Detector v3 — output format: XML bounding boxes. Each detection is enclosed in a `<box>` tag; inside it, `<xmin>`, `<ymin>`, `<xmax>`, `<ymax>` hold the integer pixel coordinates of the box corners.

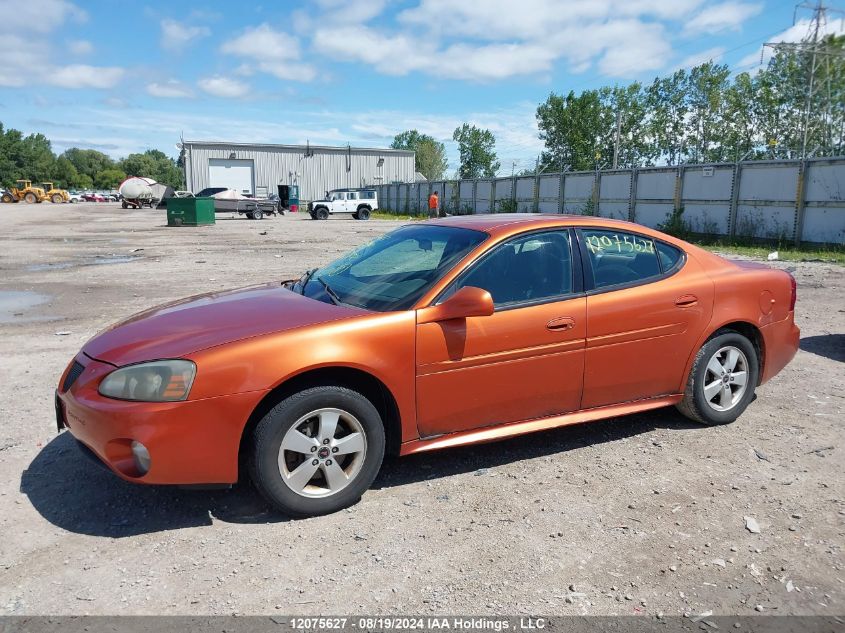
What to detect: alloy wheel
<box><xmin>703</xmin><ymin>345</ymin><xmax>749</xmax><ymax>412</ymax></box>
<box><xmin>278</xmin><ymin>408</ymin><xmax>367</xmax><ymax>498</ymax></box>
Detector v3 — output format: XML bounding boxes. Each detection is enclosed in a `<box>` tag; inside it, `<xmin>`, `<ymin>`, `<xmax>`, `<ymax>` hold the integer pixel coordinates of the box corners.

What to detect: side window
<box><xmin>582</xmin><ymin>229</ymin><xmax>661</xmax><ymax>289</ymax></box>
<box><xmin>332</xmin><ymin>192</ymin><xmax>345</xmax><ymax>201</ymax></box>
<box><xmin>656</xmin><ymin>241</ymin><xmax>683</xmax><ymax>272</ymax></box>
<box><xmin>362</xmin><ymin>191</ymin><xmax>376</xmax><ymax>199</ymax></box>
<box><xmin>348</xmin><ymin>192</ymin><xmax>359</xmax><ymax>200</ymax></box>
<box><xmin>446</xmin><ymin>230</ymin><xmax>573</xmax><ymax>307</ymax></box>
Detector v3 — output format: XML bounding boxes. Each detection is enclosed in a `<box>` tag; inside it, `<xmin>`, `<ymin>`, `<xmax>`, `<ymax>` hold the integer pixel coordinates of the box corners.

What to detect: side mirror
<box><xmin>417</xmin><ymin>286</ymin><xmax>494</xmax><ymax>324</ymax></box>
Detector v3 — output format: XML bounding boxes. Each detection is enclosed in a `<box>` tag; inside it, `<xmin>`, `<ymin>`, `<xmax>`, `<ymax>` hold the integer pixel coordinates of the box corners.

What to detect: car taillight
<box><xmin>788</xmin><ymin>272</ymin><xmax>797</xmax><ymax>311</ymax></box>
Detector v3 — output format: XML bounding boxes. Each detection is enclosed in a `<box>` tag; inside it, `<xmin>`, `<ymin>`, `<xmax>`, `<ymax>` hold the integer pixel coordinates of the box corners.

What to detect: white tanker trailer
<box><xmin>118</xmin><ymin>177</ymin><xmax>156</xmax><ymax>209</ymax></box>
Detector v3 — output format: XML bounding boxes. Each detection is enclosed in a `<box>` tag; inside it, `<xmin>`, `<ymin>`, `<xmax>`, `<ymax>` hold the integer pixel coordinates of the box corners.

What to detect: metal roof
<box><xmin>181</xmin><ymin>140</ymin><xmax>414</xmax><ymax>155</ymax></box>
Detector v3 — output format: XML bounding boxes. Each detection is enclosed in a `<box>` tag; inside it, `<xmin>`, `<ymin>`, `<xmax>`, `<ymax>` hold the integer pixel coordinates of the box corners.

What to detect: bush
<box><xmin>658</xmin><ymin>206</ymin><xmax>691</xmax><ymax>239</ymax></box>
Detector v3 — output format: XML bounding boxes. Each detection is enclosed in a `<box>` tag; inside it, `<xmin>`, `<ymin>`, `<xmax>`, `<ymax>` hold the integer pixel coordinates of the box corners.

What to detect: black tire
<box><xmin>316</xmin><ymin>207</ymin><xmax>329</xmax><ymax>220</ymax></box>
<box><xmin>122</xmin><ymin>200</ymin><xmax>128</xmax><ymax>209</ymax></box>
<box><xmin>253</xmin><ymin>208</ymin><xmax>263</xmax><ymax>220</ymax></box>
<box><xmin>249</xmin><ymin>386</ymin><xmax>386</xmax><ymax>517</ymax></box>
<box><xmin>676</xmin><ymin>329</ymin><xmax>759</xmax><ymax>425</ymax></box>
<box><xmin>1</xmin><ymin>193</ymin><xmax>13</xmax><ymax>203</ymax></box>
<box><xmin>51</xmin><ymin>194</ymin><xmax>63</xmax><ymax>203</ymax></box>
<box><xmin>245</xmin><ymin>212</ymin><xmax>254</xmax><ymax>219</ymax></box>
<box><xmin>357</xmin><ymin>207</ymin><xmax>371</xmax><ymax>220</ymax></box>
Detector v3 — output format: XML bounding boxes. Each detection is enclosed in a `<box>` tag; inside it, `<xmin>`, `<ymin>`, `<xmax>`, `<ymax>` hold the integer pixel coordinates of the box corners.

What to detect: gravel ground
<box><xmin>0</xmin><ymin>202</ymin><xmax>842</xmax><ymax>616</ymax></box>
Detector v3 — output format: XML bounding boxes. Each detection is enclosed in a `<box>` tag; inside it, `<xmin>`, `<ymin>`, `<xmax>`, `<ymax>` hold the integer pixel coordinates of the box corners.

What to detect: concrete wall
<box><xmin>183</xmin><ymin>141</ymin><xmax>415</xmax><ymax>201</ymax></box>
<box><xmin>375</xmin><ymin>157</ymin><xmax>845</xmax><ymax>245</ymax></box>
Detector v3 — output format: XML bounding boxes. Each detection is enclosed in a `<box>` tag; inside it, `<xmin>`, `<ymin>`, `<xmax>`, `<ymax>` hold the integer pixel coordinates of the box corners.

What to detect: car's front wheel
<box><xmin>676</xmin><ymin>329</ymin><xmax>759</xmax><ymax>425</ymax></box>
<box><xmin>249</xmin><ymin>386</ymin><xmax>385</xmax><ymax>517</ymax></box>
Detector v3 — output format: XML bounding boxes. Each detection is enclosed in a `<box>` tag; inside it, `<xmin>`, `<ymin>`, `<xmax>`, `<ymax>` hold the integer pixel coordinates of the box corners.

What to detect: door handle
<box><xmin>675</xmin><ymin>294</ymin><xmax>698</xmax><ymax>307</ymax></box>
<box><xmin>547</xmin><ymin>316</ymin><xmax>575</xmax><ymax>331</ymax></box>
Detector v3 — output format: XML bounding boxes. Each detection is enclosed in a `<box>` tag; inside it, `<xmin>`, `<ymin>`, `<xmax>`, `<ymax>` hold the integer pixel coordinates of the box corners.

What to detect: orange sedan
<box><xmin>56</xmin><ymin>215</ymin><xmax>799</xmax><ymax>517</ymax></box>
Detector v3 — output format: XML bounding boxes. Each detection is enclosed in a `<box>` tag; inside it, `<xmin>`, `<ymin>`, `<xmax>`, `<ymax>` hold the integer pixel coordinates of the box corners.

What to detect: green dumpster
<box><xmin>166</xmin><ymin>197</ymin><xmax>215</xmax><ymax>226</ymax></box>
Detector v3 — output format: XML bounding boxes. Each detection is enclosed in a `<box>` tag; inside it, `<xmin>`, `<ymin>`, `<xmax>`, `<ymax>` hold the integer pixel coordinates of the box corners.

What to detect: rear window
<box><xmin>656</xmin><ymin>242</ymin><xmax>683</xmax><ymax>272</ymax></box>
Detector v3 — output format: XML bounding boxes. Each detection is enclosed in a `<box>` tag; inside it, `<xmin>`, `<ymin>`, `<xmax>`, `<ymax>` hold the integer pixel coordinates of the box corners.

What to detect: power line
<box><xmin>763</xmin><ymin>0</ymin><xmax>845</xmax><ymax>157</ymax></box>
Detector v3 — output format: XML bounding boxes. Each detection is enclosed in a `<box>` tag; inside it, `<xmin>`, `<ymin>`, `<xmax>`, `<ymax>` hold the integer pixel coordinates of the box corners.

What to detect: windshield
<box><xmin>299</xmin><ymin>224</ymin><xmax>487</xmax><ymax>312</ymax></box>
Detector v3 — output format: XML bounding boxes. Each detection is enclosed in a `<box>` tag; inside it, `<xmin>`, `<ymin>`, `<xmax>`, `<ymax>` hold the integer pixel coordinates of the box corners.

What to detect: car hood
<box><xmin>83</xmin><ymin>283</ymin><xmax>367</xmax><ymax>367</ymax></box>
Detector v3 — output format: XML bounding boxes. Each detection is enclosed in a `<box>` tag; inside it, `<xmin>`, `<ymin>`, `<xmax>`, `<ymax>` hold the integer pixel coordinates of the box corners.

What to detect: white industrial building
<box><xmin>181</xmin><ymin>140</ymin><xmax>416</xmax><ymax>201</ymax></box>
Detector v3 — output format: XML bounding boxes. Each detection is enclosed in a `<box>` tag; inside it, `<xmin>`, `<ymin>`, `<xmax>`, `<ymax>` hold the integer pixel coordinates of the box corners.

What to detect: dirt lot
<box><xmin>0</xmin><ymin>202</ymin><xmax>842</xmax><ymax>617</ymax></box>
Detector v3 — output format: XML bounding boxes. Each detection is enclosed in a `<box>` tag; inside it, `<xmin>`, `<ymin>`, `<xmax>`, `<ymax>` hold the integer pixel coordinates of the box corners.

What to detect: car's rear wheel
<box><xmin>357</xmin><ymin>207</ymin><xmax>371</xmax><ymax>220</ymax></box>
<box><xmin>677</xmin><ymin>330</ymin><xmax>759</xmax><ymax>425</ymax></box>
<box><xmin>249</xmin><ymin>386</ymin><xmax>385</xmax><ymax>517</ymax></box>
<box><xmin>252</xmin><ymin>207</ymin><xmax>264</xmax><ymax>220</ymax></box>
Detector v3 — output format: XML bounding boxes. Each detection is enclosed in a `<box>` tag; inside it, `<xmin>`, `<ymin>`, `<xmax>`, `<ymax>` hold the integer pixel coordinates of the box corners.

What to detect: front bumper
<box><xmin>56</xmin><ymin>355</ymin><xmax>267</xmax><ymax>485</ymax></box>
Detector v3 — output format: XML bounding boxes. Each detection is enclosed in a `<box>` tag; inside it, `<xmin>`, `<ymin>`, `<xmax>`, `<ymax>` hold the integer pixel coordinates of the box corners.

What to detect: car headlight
<box><xmin>98</xmin><ymin>360</ymin><xmax>196</xmax><ymax>402</ymax></box>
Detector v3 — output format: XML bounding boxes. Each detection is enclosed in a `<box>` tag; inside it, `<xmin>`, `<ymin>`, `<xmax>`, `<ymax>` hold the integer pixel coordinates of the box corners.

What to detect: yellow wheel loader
<box><xmin>1</xmin><ymin>180</ymin><xmax>48</xmax><ymax>203</ymax></box>
<box><xmin>40</xmin><ymin>182</ymin><xmax>70</xmax><ymax>203</ymax></box>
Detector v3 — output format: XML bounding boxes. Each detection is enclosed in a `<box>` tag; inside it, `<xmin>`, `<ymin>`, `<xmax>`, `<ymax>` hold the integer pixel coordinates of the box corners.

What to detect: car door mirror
<box><xmin>417</xmin><ymin>286</ymin><xmax>494</xmax><ymax>324</ymax></box>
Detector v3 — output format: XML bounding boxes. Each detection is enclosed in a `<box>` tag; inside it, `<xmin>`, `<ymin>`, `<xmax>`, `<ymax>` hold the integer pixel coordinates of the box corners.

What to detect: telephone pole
<box><xmin>612</xmin><ymin>110</ymin><xmax>622</xmax><ymax>169</ymax></box>
<box><xmin>763</xmin><ymin>1</ymin><xmax>845</xmax><ymax>158</ymax></box>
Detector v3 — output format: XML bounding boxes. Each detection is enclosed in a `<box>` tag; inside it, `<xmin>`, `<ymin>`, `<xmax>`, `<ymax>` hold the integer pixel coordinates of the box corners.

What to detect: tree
<box><xmin>536</xmin><ymin>90</ymin><xmax>607</xmax><ymax>171</ymax></box>
<box><xmin>52</xmin><ymin>156</ymin><xmax>81</xmax><ymax>188</ymax></box>
<box><xmin>645</xmin><ymin>70</ymin><xmax>689</xmax><ymax>165</ymax></box>
<box><xmin>391</xmin><ymin>130</ymin><xmax>448</xmax><ymax>180</ymax></box>
<box><xmin>95</xmin><ymin>168</ymin><xmax>127</xmax><ymax>189</ymax></box>
<box><xmin>452</xmin><ymin>123</ymin><xmax>500</xmax><ymax>178</ymax></box>
<box><xmin>61</xmin><ymin>148</ymin><xmax>115</xmax><ymax>184</ymax></box>
<box><xmin>685</xmin><ymin>62</ymin><xmax>731</xmax><ymax>162</ymax></box>
<box><xmin>119</xmin><ymin>149</ymin><xmax>182</xmax><ymax>188</ymax></box>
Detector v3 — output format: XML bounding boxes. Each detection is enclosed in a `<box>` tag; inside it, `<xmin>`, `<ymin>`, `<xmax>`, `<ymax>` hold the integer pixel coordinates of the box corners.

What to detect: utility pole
<box><xmin>612</xmin><ymin>110</ymin><xmax>622</xmax><ymax>169</ymax></box>
<box><xmin>511</xmin><ymin>161</ymin><xmax>516</xmax><ymax>177</ymax></box>
<box><xmin>763</xmin><ymin>1</ymin><xmax>845</xmax><ymax>158</ymax></box>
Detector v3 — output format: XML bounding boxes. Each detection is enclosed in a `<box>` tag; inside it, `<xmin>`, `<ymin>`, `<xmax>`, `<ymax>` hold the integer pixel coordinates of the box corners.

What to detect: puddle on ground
<box><xmin>0</xmin><ymin>291</ymin><xmax>52</xmax><ymax>324</ymax></box>
<box><xmin>25</xmin><ymin>255</ymin><xmax>141</xmax><ymax>272</ymax></box>
<box><xmin>26</xmin><ymin>262</ymin><xmax>75</xmax><ymax>272</ymax></box>
<box><xmin>90</xmin><ymin>255</ymin><xmax>139</xmax><ymax>265</ymax></box>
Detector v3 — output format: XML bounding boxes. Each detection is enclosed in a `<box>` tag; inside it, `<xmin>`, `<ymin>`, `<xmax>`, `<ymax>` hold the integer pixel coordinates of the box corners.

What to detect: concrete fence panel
<box><xmin>374</xmin><ymin>158</ymin><xmax>844</xmax><ymax>244</ymax></box>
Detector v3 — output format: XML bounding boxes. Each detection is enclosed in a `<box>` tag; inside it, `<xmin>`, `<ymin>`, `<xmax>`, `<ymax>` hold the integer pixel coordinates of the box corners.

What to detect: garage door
<box><xmin>208</xmin><ymin>159</ymin><xmax>254</xmax><ymax>195</ymax></box>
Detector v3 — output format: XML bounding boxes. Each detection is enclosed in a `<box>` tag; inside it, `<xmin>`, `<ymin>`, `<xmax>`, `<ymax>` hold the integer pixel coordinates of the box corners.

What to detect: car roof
<box><xmin>426</xmin><ymin>213</ymin><xmax>651</xmax><ymax>236</ymax></box>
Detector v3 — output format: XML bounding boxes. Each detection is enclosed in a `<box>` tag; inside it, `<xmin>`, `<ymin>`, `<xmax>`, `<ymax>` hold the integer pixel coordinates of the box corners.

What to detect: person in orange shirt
<box><xmin>428</xmin><ymin>190</ymin><xmax>439</xmax><ymax>218</ymax></box>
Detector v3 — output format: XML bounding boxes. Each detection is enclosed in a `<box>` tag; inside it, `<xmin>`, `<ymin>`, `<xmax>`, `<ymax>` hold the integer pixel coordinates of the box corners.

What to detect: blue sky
<box><xmin>1</xmin><ymin>0</ymin><xmax>842</xmax><ymax>175</ymax></box>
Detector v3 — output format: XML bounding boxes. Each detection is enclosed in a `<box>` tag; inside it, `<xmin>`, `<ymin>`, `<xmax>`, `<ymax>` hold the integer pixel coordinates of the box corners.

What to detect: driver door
<box><xmin>415</xmin><ymin>229</ymin><xmax>586</xmax><ymax>437</ymax></box>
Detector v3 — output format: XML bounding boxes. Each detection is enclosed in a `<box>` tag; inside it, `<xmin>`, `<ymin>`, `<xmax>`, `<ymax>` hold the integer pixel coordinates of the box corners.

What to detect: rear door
<box><xmin>415</xmin><ymin>229</ymin><xmax>586</xmax><ymax>437</ymax></box>
<box><xmin>578</xmin><ymin>228</ymin><xmax>714</xmax><ymax>409</ymax></box>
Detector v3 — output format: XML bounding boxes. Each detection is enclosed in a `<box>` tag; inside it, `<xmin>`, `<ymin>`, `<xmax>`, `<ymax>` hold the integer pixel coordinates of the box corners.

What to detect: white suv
<box><xmin>309</xmin><ymin>189</ymin><xmax>378</xmax><ymax>220</ymax></box>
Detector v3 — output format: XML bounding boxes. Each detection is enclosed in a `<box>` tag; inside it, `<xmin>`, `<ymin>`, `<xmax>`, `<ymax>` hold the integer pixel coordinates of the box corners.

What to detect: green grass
<box><xmin>371</xmin><ymin>210</ymin><xmax>425</xmax><ymax>221</ymax></box>
<box><xmin>698</xmin><ymin>241</ymin><xmax>845</xmax><ymax>265</ymax></box>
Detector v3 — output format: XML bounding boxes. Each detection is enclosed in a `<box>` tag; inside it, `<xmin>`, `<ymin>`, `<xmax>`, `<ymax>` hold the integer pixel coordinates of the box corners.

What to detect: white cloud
<box><xmin>0</xmin><ymin>0</ymin><xmax>86</xmax><ymax>34</ymax></box>
<box><xmin>68</xmin><ymin>39</ymin><xmax>93</xmax><ymax>55</ymax></box>
<box><xmin>314</xmin><ymin>0</ymin><xmax>387</xmax><ymax>23</ymax></box>
<box><xmin>147</xmin><ymin>79</ymin><xmax>193</xmax><ymax>98</ymax></box>
<box><xmin>310</xmin><ymin>1</ymin><xmax>712</xmax><ymax>81</ymax></box>
<box><xmin>676</xmin><ymin>47</ymin><xmax>726</xmax><ymax>70</ymax></box>
<box><xmin>198</xmin><ymin>76</ymin><xmax>250</xmax><ymax>98</ymax></box>
<box><xmin>50</xmin><ymin>65</ymin><xmax>124</xmax><ymax>88</ymax></box>
<box><xmin>160</xmin><ymin>18</ymin><xmax>210</xmax><ymax>51</ymax></box>
<box><xmin>220</xmin><ymin>23</ymin><xmax>316</xmax><ymax>82</ymax></box>
<box><xmin>683</xmin><ymin>2</ymin><xmax>762</xmax><ymax>36</ymax></box>
<box><xmin>736</xmin><ymin>17</ymin><xmax>845</xmax><ymax>70</ymax></box>
<box><xmin>0</xmin><ymin>31</ymin><xmax>121</xmax><ymax>88</ymax></box>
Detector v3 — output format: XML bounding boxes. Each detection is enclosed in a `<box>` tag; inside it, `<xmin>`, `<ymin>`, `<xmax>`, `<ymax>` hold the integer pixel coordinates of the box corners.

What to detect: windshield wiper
<box><xmin>316</xmin><ymin>276</ymin><xmax>342</xmax><ymax>305</ymax></box>
<box><xmin>315</xmin><ymin>276</ymin><xmax>341</xmax><ymax>305</ymax></box>
<box><xmin>299</xmin><ymin>268</ymin><xmax>317</xmax><ymax>295</ymax></box>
